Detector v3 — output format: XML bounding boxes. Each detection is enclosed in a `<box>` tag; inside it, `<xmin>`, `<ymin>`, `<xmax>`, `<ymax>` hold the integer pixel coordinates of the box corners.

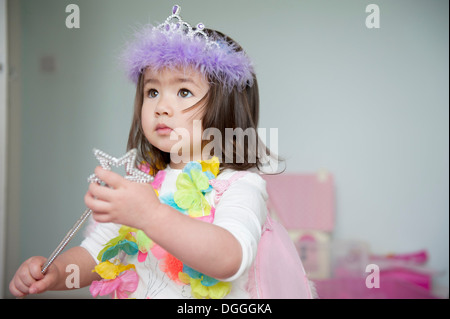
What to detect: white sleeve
<box><xmin>80</xmin><ymin>217</ymin><xmax>122</xmax><ymax>263</ymax></box>
<box><xmin>212</xmin><ymin>172</ymin><xmax>268</xmax><ymax>282</ymax></box>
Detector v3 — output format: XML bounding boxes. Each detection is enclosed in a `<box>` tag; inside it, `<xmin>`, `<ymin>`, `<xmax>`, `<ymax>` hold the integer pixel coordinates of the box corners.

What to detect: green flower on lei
<box><xmin>173</xmin><ymin>162</ymin><xmax>215</xmax><ymax>217</ymax></box>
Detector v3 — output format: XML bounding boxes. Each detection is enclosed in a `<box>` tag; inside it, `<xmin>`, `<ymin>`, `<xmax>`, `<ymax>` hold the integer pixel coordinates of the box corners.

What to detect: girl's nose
<box><xmin>154</xmin><ymin>95</ymin><xmax>173</xmax><ymax>117</ymax></box>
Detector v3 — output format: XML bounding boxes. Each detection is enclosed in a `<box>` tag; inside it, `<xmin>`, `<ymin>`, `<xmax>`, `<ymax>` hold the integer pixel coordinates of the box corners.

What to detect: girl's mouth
<box><xmin>155</xmin><ymin>124</ymin><xmax>173</xmax><ymax>135</ymax></box>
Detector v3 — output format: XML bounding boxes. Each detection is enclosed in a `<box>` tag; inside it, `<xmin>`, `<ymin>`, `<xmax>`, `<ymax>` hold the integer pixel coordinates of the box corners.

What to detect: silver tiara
<box><xmin>156</xmin><ymin>5</ymin><xmax>219</xmax><ymax>48</ymax></box>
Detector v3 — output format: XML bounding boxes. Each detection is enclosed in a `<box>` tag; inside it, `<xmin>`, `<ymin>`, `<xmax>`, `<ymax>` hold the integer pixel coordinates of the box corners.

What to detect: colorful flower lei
<box><xmin>89</xmin><ymin>157</ymin><xmax>232</xmax><ymax>299</ymax></box>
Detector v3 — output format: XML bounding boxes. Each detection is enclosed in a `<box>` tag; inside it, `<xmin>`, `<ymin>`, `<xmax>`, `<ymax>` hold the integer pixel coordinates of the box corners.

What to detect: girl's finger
<box><xmin>29</xmin><ymin>269</ymin><xmax>58</xmax><ymax>294</ymax></box>
<box><xmin>94</xmin><ymin>166</ymin><xmax>126</xmax><ymax>189</ymax></box>
<box><xmin>84</xmin><ymin>191</ymin><xmax>111</xmax><ymax>213</ymax></box>
<box><xmin>29</xmin><ymin>259</ymin><xmax>45</xmax><ymax>281</ymax></box>
<box><xmin>10</xmin><ymin>278</ymin><xmax>29</xmax><ymax>296</ymax></box>
<box><xmin>9</xmin><ymin>280</ymin><xmax>26</xmax><ymax>297</ymax></box>
<box><xmin>92</xmin><ymin>212</ymin><xmax>113</xmax><ymax>223</ymax></box>
<box><xmin>88</xmin><ymin>182</ymin><xmax>114</xmax><ymax>201</ymax></box>
<box><xmin>18</xmin><ymin>266</ymin><xmax>35</xmax><ymax>287</ymax></box>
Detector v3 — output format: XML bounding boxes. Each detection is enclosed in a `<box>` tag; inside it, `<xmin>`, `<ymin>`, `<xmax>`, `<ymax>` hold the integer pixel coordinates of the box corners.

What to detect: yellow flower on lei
<box><xmin>179</xmin><ymin>272</ymin><xmax>231</xmax><ymax>299</ymax></box>
<box><xmin>93</xmin><ymin>261</ymin><xmax>135</xmax><ymax>280</ymax></box>
<box><xmin>199</xmin><ymin>156</ymin><xmax>220</xmax><ymax>177</ymax></box>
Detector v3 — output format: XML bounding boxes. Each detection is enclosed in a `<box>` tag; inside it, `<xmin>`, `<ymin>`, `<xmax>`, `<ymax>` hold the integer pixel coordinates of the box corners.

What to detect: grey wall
<box><xmin>5</xmin><ymin>0</ymin><xmax>449</xmax><ymax>297</ymax></box>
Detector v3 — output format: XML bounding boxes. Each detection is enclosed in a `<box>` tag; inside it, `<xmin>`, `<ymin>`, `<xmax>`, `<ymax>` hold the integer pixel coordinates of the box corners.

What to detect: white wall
<box><xmin>4</xmin><ymin>0</ymin><xmax>449</xmax><ymax>297</ymax></box>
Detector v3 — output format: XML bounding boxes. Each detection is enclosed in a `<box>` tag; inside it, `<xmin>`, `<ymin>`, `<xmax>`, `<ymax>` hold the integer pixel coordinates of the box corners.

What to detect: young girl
<box><xmin>10</xmin><ymin>5</ymin><xmax>310</xmax><ymax>299</ymax></box>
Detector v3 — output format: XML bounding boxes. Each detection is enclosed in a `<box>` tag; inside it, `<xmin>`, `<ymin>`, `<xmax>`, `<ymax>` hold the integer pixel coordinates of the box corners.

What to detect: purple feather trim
<box><xmin>121</xmin><ymin>25</ymin><xmax>254</xmax><ymax>91</ymax></box>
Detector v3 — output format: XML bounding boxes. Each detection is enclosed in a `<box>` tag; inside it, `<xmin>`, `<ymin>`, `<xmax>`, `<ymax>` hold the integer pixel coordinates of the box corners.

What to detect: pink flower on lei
<box><xmin>90</xmin><ymin>270</ymin><xmax>138</xmax><ymax>299</ymax></box>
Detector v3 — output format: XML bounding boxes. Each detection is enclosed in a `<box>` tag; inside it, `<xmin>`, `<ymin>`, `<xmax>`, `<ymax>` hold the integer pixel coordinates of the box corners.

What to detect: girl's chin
<box><xmin>147</xmin><ymin>137</ymin><xmax>203</xmax><ymax>163</ymax></box>
<box><xmin>154</xmin><ymin>145</ymin><xmax>174</xmax><ymax>154</ymax></box>
<box><xmin>150</xmin><ymin>143</ymin><xmax>193</xmax><ymax>158</ymax></box>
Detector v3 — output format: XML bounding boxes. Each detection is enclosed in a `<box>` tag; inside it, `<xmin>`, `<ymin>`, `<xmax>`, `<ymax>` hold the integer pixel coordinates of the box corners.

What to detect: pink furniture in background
<box><xmin>262</xmin><ymin>173</ymin><xmax>440</xmax><ymax>299</ymax></box>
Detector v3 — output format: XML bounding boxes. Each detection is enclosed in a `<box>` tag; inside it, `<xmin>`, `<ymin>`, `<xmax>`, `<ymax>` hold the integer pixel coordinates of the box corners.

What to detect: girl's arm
<box><xmin>141</xmin><ymin>204</ymin><xmax>242</xmax><ymax>280</ymax></box>
<box><xmin>9</xmin><ymin>246</ymin><xmax>100</xmax><ymax>297</ymax></box>
<box><xmin>48</xmin><ymin>246</ymin><xmax>101</xmax><ymax>290</ymax></box>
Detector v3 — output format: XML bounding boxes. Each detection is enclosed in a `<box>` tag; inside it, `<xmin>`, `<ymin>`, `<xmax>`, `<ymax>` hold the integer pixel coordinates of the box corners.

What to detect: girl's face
<box><xmin>141</xmin><ymin>67</ymin><xmax>210</xmax><ymax>168</ymax></box>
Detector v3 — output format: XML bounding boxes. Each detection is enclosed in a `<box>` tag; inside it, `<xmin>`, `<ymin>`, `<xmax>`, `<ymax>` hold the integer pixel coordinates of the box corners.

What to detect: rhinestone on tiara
<box><xmin>156</xmin><ymin>5</ymin><xmax>219</xmax><ymax>48</ymax></box>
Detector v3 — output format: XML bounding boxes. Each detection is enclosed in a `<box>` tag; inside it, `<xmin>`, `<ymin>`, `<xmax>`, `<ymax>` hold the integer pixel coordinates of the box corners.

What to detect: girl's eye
<box><xmin>147</xmin><ymin>89</ymin><xmax>159</xmax><ymax>98</ymax></box>
<box><xmin>178</xmin><ymin>89</ymin><xmax>193</xmax><ymax>98</ymax></box>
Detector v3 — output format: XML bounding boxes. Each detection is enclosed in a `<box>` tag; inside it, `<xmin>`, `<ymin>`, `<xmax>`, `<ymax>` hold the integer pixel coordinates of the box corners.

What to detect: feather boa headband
<box><xmin>122</xmin><ymin>5</ymin><xmax>254</xmax><ymax>91</ymax></box>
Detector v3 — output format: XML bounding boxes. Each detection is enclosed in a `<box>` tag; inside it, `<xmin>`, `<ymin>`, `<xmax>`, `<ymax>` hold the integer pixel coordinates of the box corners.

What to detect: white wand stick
<box><xmin>41</xmin><ymin>209</ymin><xmax>92</xmax><ymax>274</ymax></box>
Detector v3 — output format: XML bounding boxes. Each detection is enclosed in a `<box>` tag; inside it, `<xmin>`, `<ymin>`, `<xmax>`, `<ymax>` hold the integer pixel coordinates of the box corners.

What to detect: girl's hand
<box><xmin>84</xmin><ymin>167</ymin><xmax>160</xmax><ymax>229</ymax></box>
<box><xmin>9</xmin><ymin>256</ymin><xmax>60</xmax><ymax>297</ymax></box>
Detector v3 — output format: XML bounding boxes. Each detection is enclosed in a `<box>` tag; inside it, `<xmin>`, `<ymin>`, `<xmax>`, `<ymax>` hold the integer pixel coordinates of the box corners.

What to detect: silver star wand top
<box><xmin>41</xmin><ymin>148</ymin><xmax>153</xmax><ymax>274</ymax></box>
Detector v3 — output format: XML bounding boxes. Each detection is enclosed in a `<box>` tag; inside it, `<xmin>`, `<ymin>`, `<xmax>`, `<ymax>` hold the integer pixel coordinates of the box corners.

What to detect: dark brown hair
<box><xmin>127</xmin><ymin>30</ymin><xmax>282</xmax><ymax>175</ymax></box>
